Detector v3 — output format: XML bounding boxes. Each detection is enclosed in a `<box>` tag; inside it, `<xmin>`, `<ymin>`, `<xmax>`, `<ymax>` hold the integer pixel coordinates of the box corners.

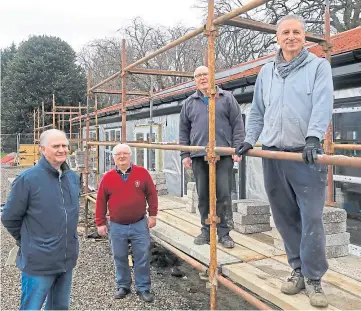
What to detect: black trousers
<box><xmin>191</xmin><ymin>156</ymin><xmax>234</xmax><ymax>238</ymax></box>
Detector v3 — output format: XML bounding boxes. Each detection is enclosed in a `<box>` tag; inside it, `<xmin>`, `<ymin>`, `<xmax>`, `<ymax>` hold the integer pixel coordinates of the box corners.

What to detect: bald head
<box><xmin>194</xmin><ymin>66</ymin><xmax>209</xmax><ymax>78</ymax></box>
<box><xmin>194</xmin><ymin>66</ymin><xmax>209</xmax><ymax>94</ymax></box>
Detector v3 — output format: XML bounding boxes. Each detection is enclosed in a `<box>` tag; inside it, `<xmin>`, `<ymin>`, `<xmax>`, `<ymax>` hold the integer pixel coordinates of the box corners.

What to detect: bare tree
<box><xmin>194</xmin><ymin>0</ymin><xmax>361</xmax><ymax>68</ymax></box>
<box><xmin>78</xmin><ymin>17</ymin><xmax>207</xmax><ymax>108</ymax></box>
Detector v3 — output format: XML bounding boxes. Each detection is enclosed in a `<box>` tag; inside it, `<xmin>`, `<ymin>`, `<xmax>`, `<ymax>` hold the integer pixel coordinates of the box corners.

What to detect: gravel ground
<box><xmin>1</xmin><ymin>223</ymin><xmax>255</xmax><ymax>310</ymax></box>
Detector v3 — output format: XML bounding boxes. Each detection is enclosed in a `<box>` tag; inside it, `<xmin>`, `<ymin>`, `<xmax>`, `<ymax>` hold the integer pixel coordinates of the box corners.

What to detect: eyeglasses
<box><xmin>194</xmin><ymin>73</ymin><xmax>208</xmax><ymax>79</ymax></box>
<box><xmin>114</xmin><ymin>152</ymin><xmax>130</xmax><ymax>157</ymax></box>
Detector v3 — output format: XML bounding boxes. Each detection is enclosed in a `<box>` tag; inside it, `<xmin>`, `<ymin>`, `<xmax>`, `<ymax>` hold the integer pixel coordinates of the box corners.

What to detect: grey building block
<box><xmin>323</xmin><ymin>207</ymin><xmax>347</xmax><ymax>223</ymax></box>
<box><xmin>195</xmin><ymin>206</ymin><xmax>200</xmax><ymax>216</ymax></box>
<box><xmin>156</xmin><ymin>183</ymin><xmax>168</xmax><ymax>191</ymax></box>
<box><xmin>326</xmin><ymin>232</ymin><xmax>350</xmax><ymax>247</ymax></box>
<box><xmin>149</xmin><ymin>172</ymin><xmax>166</xmax><ymax>185</ymax></box>
<box><xmin>157</xmin><ymin>189</ymin><xmax>168</xmax><ymax>196</ymax></box>
<box><xmin>236</xmin><ymin>199</ymin><xmax>270</xmax><ymax>215</ymax></box>
<box><xmin>237</xmin><ymin>202</ymin><xmax>270</xmax><ymax>215</ymax></box>
<box><xmin>270</xmin><ymin>210</ymin><xmax>347</xmax><ymax>231</ymax></box>
<box><xmin>233</xmin><ymin>213</ymin><xmax>270</xmax><ymax>225</ymax></box>
<box><xmin>185</xmin><ymin>202</ymin><xmax>196</xmax><ymax>214</ymax></box>
<box><xmin>326</xmin><ymin>245</ymin><xmax>349</xmax><ymax>258</ymax></box>
<box><xmin>324</xmin><ymin>221</ymin><xmax>346</xmax><ymax>235</ymax></box>
<box><xmin>274</xmin><ymin>240</ymin><xmax>349</xmax><ymax>258</ymax></box>
<box><xmin>187</xmin><ymin>182</ymin><xmax>196</xmax><ymax>192</ymax></box>
<box><xmin>271</xmin><ymin>225</ymin><xmax>349</xmax><ymax>247</ymax></box>
<box><xmin>270</xmin><ymin>216</ymin><xmax>275</xmax><ymax>228</ymax></box>
<box><xmin>234</xmin><ymin>223</ymin><xmax>272</xmax><ymax>234</ymax></box>
<box><xmin>187</xmin><ymin>190</ymin><xmax>198</xmax><ymax>201</ymax></box>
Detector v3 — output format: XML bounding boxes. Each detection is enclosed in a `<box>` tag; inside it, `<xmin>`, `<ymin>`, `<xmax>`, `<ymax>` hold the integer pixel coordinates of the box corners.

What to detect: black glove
<box><xmin>236</xmin><ymin>142</ymin><xmax>253</xmax><ymax>156</ymax></box>
<box><xmin>302</xmin><ymin>136</ymin><xmax>323</xmax><ymax>164</ymax></box>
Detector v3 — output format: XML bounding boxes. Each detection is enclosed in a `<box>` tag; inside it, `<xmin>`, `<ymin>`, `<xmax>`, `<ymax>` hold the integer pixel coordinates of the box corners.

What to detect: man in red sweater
<box><xmin>95</xmin><ymin>143</ymin><xmax>158</xmax><ymax>303</ymax></box>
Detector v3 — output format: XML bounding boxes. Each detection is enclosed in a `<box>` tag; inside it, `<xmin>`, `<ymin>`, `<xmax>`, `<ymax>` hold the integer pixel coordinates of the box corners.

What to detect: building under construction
<box><xmin>20</xmin><ymin>0</ymin><xmax>361</xmax><ymax>309</ymax></box>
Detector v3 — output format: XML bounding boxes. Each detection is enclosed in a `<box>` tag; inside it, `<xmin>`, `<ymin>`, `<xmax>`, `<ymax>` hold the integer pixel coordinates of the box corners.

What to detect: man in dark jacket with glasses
<box><xmin>179</xmin><ymin>65</ymin><xmax>245</xmax><ymax>248</ymax></box>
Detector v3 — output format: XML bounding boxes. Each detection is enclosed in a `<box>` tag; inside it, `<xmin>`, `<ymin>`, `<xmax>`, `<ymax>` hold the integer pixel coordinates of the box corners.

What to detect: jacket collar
<box><xmin>38</xmin><ymin>156</ymin><xmax>70</xmax><ymax>176</ymax></box>
<box><xmin>191</xmin><ymin>86</ymin><xmax>224</xmax><ymax>98</ymax></box>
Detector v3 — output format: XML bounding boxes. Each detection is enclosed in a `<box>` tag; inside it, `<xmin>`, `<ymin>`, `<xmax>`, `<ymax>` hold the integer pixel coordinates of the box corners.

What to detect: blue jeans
<box><xmin>20</xmin><ymin>270</ymin><xmax>73</xmax><ymax>310</ymax></box>
<box><xmin>109</xmin><ymin>217</ymin><xmax>151</xmax><ymax>292</ymax></box>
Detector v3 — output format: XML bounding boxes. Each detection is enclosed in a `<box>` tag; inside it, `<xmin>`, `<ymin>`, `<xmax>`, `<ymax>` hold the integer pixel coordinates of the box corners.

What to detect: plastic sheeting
<box><xmin>245</xmin><ymin>148</ymin><xmax>267</xmax><ymax>201</ymax></box>
<box><xmin>240</xmin><ymin>104</ymin><xmax>268</xmax><ymax>201</ymax></box>
<box><xmin>162</xmin><ymin>114</ymin><xmax>182</xmax><ymax>196</ymax></box>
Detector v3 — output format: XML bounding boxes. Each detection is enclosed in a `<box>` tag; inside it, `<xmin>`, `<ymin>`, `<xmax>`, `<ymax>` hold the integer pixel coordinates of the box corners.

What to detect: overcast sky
<box><xmin>1</xmin><ymin>0</ymin><xmax>203</xmax><ymax>52</ymax></box>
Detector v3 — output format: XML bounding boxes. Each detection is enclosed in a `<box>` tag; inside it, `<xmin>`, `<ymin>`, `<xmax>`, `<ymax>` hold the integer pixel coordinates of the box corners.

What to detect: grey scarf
<box><xmin>275</xmin><ymin>47</ymin><xmax>309</xmax><ymax>79</ymax></box>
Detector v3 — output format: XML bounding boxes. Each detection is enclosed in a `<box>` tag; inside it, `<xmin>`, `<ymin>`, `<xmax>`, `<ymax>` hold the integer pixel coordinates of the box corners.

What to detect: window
<box><xmin>332</xmin><ymin>108</ymin><xmax>361</xmax><ymax>219</ymax></box>
<box><xmin>133</xmin><ymin>126</ymin><xmax>160</xmax><ymax>171</ymax></box>
<box><xmin>104</xmin><ymin>128</ymin><xmax>121</xmax><ymax>172</ymax></box>
<box><xmin>89</xmin><ymin>130</ymin><xmax>96</xmax><ymax>140</ymax></box>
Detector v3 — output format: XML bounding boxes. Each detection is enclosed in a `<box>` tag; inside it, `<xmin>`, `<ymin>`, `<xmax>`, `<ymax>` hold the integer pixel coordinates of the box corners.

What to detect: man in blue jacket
<box><xmin>2</xmin><ymin>129</ymin><xmax>80</xmax><ymax>310</ymax></box>
<box><xmin>236</xmin><ymin>15</ymin><xmax>333</xmax><ymax>308</ymax></box>
<box><xmin>179</xmin><ymin>65</ymin><xmax>245</xmax><ymax>248</ymax></box>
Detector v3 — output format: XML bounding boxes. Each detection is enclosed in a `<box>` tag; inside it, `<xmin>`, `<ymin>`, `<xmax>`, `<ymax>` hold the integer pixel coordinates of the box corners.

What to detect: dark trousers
<box><xmin>262</xmin><ymin>148</ymin><xmax>329</xmax><ymax>279</ymax></box>
<box><xmin>192</xmin><ymin>156</ymin><xmax>234</xmax><ymax>238</ymax></box>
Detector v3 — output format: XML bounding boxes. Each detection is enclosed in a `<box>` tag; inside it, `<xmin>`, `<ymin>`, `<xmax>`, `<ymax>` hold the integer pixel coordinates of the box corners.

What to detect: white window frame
<box><xmin>104</xmin><ymin>128</ymin><xmax>121</xmax><ymax>172</ymax></box>
<box><xmin>133</xmin><ymin>125</ymin><xmax>160</xmax><ymax>171</ymax></box>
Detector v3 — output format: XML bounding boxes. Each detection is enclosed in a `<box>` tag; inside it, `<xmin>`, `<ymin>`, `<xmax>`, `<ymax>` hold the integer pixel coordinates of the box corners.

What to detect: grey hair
<box><xmin>194</xmin><ymin>65</ymin><xmax>208</xmax><ymax>78</ymax></box>
<box><xmin>112</xmin><ymin>143</ymin><xmax>132</xmax><ymax>156</ymax></box>
<box><xmin>276</xmin><ymin>15</ymin><xmax>306</xmax><ymax>33</ymax></box>
<box><xmin>39</xmin><ymin>129</ymin><xmax>68</xmax><ymax>147</ymax></box>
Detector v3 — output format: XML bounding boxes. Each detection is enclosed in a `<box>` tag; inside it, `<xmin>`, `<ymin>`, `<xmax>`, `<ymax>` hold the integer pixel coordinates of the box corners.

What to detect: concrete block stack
<box><xmin>323</xmin><ymin>207</ymin><xmax>350</xmax><ymax>258</ymax></box>
<box><xmin>75</xmin><ymin>151</ymin><xmax>86</xmax><ymax>170</ymax></box>
<box><xmin>271</xmin><ymin>206</ymin><xmax>350</xmax><ymax>258</ymax></box>
<box><xmin>75</xmin><ymin>150</ymin><xmax>95</xmax><ymax>171</ymax></box>
<box><xmin>232</xmin><ymin>199</ymin><xmax>271</xmax><ymax>234</ymax></box>
<box><xmin>149</xmin><ymin>172</ymin><xmax>168</xmax><ymax>196</ymax></box>
<box><xmin>68</xmin><ymin>155</ymin><xmax>76</xmax><ymax>169</ymax></box>
<box><xmin>185</xmin><ymin>182</ymin><xmax>198</xmax><ymax>214</ymax></box>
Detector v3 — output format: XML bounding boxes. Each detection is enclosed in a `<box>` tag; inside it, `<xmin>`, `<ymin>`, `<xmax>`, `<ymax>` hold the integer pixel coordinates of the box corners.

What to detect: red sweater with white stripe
<box><xmin>95</xmin><ymin>165</ymin><xmax>158</xmax><ymax>226</ymax></box>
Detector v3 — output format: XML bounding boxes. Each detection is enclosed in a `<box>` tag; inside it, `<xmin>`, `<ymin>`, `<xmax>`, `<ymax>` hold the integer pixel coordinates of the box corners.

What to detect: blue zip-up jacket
<box><xmin>245</xmin><ymin>52</ymin><xmax>334</xmax><ymax>149</ymax></box>
<box><xmin>179</xmin><ymin>87</ymin><xmax>245</xmax><ymax>159</ymax></box>
<box><xmin>1</xmin><ymin>156</ymin><xmax>80</xmax><ymax>275</ymax></box>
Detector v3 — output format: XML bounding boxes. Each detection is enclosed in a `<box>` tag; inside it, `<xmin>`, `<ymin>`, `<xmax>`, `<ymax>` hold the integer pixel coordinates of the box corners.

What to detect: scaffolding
<box><xmin>33</xmin><ymin>0</ymin><xmax>361</xmax><ymax>309</ymax></box>
<box><xmin>33</xmin><ymin>93</ymin><xmax>97</xmax><ymax>168</ymax></box>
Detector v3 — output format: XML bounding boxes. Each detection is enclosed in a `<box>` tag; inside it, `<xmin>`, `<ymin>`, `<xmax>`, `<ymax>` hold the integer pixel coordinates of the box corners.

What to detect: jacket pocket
<box><xmin>280</xmin><ymin>118</ymin><xmax>306</xmax><ymax>148</ymax></box>
<box><xmin>28</xmin><ymin>235</ymin><xmax>64</xmax><ymax>270</ymax></box>
<box><xmin>261</xmin><ymin>118</ymin><xmax>279</xmax><ymax>145</ymax></box>
<box><xmin>65</xmin><ymin>231</ymin><xmax>79</xmax><ymax>262</ymax></box>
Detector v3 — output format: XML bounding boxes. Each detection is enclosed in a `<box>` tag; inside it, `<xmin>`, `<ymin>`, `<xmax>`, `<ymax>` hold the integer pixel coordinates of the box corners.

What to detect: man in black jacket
<box><xmin>2</xmin><ymin>129</ymin><xmax>80</xmax><ymax>310</ymax></box>
<box><xmin>179</xmin><ymin>65</ymin><xmax>245</xmax><ymax>248</ymax></box>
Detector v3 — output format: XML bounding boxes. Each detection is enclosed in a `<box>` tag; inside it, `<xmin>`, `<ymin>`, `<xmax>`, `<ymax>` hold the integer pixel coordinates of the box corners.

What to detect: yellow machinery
<box><xmin>18</xmin><ymin>144</ymin><xmax>39</xmax><ymax>166</ymax></box>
